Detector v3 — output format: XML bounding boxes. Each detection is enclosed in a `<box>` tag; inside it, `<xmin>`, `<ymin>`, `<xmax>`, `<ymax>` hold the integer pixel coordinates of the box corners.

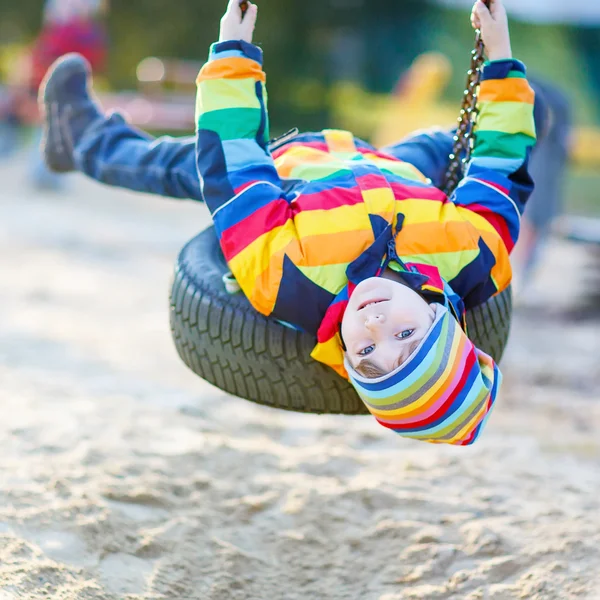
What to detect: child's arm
<box><xmin>451</xmin><ymin>0</ymin><xmax>536</xmax><ymax>305</ymax></box>
<box><xmin>195</xmin><ymin>1</ymin><xmax>301</xmax><ymax>317</ymax></box>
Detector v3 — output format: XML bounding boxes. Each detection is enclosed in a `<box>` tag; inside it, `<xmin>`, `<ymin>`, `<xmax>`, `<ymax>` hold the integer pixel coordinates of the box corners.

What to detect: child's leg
<box><xmin>380</xmin><ymin>128</ymin><xmax>456</xmax><ymax>189</ymax></box>
<box><xmin>41</xmin><ymin>53</ymin><xmax>202</xmax><ymax>201</ymax></box>
<box><xmin>75</xmin><ymin>115</ymin><xmax>200</xmax><ymax>201</ymax></box>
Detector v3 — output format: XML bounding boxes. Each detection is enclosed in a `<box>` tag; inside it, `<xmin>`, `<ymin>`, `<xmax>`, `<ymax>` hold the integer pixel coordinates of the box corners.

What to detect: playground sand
<box><xmin>0</xmin><ymin>156</ymin><xmax>599</xmax><ymax>600</ymax></box>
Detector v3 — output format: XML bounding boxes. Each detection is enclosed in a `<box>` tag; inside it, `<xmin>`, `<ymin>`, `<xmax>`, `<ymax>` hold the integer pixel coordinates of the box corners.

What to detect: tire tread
<box><xmin>169</xmin><ymin>228</ymin><xmax>512</xmax><ymax>415</ymax></box>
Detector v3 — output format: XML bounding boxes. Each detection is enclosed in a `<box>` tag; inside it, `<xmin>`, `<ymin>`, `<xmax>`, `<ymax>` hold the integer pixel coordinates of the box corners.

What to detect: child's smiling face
<box><xmin>341</xmin><ymin>277</ymin><xmax>437</xmax><ymax>378</ymax></box>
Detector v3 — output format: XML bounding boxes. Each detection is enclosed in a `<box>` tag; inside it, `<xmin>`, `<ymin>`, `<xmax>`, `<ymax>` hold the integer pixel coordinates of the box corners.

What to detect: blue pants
<box><xmin>75</xmin><ymin>113</ymin><xmax>200</xmax><ymax>200</ymax></box>
<box><xmin>74</xmin><ymin>114</ymin><xmax>461</xmax><ymax>201</ymax></box>
<box><xmin>73</xmin><ymin>81</ymin><xmax>557</xmax><ymax>204</ymax></box>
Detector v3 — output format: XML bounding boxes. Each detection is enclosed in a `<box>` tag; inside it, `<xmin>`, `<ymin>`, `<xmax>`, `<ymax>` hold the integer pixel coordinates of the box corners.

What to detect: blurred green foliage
<box><xmin>1</xmin><ymin>0</ymin><xmax>598</xmax><ymax>213</ymax></box>
<box><xmin>2</xmin><ymin>0</ymin><xmax>597</xmax><ymax>131</ymax></box>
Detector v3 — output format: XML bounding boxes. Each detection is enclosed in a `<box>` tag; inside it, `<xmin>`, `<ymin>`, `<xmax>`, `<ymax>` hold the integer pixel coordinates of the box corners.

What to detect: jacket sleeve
<box><xmin>195</xmin><ymin>40</ymin><xmax>301</xmax><ymax>317</ymax></box>
<box><xmin>450</xmin><ymin>59</ymin><xmax>536</xmax><ymax>305</ymax></box>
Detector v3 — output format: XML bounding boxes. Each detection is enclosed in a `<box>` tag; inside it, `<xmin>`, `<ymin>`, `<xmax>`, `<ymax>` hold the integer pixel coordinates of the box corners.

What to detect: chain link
<box><xmin>442</xmin><ymin>28</ymin><xmax>488</xmax><ymax>196</ymax></box>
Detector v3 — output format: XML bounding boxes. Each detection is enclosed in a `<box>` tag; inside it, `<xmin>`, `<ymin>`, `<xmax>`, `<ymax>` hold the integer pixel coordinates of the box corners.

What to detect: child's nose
<box><xmin>365</xmin><ymin>314</ymin><xmax>386</xmax><ymax>329</ymax></box>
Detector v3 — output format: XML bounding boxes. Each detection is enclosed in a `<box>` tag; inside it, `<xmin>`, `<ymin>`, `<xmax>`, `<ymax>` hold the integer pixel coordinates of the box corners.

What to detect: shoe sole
<box><xmin>38</xmin><ymin>54</ymin><xmax>92</xmax><ymax>174</ymax></box>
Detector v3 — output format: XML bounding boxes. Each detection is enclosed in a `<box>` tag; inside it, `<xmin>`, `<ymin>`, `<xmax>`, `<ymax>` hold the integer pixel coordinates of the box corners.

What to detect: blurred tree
<box><xmin>1</xmin><ymin>0</ymin><xmax>597</xmax><ymax>133</ymax></box>
<box><xmin>0</xmin><ymin>1</ymin><xmax>44</xmax><ymax>42</ymax></box>
<box><xmin>0</xmin><ymin>0</ymin><xmax>434</xmax><ymax>132</ymax></box>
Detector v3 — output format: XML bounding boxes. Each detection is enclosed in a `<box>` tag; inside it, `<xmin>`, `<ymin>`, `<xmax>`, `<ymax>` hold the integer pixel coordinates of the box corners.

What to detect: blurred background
<box><xmin>0</xmin><ymin>4</ymin><xmax>599</xmax><ymax>597</ymax></box>
<box><xmin>0</xmin><ymin>0</ymin><xmax>599</xmax><ymax>288</ymax></box>
<box><xmin>1</xmin><ymin>0</ymin><xmax>599</xmax><ymax>262</ymax></box>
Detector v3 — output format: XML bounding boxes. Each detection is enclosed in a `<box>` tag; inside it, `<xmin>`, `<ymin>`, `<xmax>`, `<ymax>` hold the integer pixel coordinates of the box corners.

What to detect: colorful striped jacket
<box><xmin>195</xmin><ymin>40</ymin><xmax>536</xmax><ymax>379</ymax></box>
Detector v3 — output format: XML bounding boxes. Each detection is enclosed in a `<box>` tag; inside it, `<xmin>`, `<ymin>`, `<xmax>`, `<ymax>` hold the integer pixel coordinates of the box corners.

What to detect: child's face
<box><xmin>341</xmin><ymin>278</ymin><xmax>437</xmax><ymax>378</ymax></box>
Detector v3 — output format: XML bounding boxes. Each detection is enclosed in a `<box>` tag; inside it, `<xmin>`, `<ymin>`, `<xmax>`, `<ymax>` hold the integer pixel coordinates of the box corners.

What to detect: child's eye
<box><xmin>397</xmin><ymin>329</ymin><xmax>415</xmax><ymax>340</ymax></box>
<box><xmin>358</xmin><ymin>345</ymin><xmax>375</xmax><ymax>356</ymax></box>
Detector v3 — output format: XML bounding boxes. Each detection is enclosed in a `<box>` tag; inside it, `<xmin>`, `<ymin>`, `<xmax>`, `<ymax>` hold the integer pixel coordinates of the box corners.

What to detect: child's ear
<box><xmin>338</xmin><ymin>328</ymin><xmax>347</xmax><ymax>351</ymax></box>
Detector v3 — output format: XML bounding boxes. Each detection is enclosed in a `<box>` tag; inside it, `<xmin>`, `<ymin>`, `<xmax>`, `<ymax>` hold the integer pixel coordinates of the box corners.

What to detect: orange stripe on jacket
<box><xmin>197</xmin><ymin>57</ymin><xmax>266</xmax><ymax>83</ymax></box>
<box><xmin>479</xmin><ymin>78</ymin><xmax>535</xmax><ymax>104</ymax></box>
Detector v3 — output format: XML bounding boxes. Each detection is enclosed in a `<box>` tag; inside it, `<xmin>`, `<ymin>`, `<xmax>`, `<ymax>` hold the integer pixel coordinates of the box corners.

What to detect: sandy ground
<box><xmin>1</xmin><ymin>155</ymin><xmax>599</xmax><ymax>600</ymax></box>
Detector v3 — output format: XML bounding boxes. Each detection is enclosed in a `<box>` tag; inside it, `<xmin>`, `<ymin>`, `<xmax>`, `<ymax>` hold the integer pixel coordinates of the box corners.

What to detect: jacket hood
<box><xmin>344</xmin><ymin>304</ymin><xmax>501</xmax><ymax>446</ymax></box>
<box><xmin>311</xmin><ymin>254</ymin><xmax>466</xmax><ymax>380</ymax></box>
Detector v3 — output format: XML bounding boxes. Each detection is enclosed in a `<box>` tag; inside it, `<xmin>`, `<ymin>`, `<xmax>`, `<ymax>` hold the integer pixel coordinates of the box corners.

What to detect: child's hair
<box><xmin>354</xmin><ymin>360</ymin><xmax>386</xmax><ymax>379</ymax></box>
<box><xmin>353</xmin><ymin>338</ymin><xmax>421</xmax><ymax>379</ymax></box>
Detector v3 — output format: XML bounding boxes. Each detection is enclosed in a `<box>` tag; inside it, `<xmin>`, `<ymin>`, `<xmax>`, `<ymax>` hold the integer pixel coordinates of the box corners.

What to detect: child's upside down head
<box><xmin>342</xmin><ymin>276</ymin><xmax>500</xmax><ymax>446</ymax></box>
<box><xmin>341</xmin><ymin>274</ymin><xmax>437</xmax><ymax>378</ymax></box>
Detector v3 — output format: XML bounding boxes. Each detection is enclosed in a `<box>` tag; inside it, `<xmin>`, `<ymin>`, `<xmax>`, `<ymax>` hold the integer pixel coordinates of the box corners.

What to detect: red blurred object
<box><xmin>29</xmin><ymin>20</ymin><xmax>107</xmax><ymax>92</ymax></box>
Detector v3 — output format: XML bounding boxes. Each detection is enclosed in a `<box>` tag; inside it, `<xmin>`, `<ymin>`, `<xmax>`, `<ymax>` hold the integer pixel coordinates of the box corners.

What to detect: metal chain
<box><xmin>442</xmin><ymin>21</ymin><xmax>489</xmax><ymax>196</ymax></box>
<box><xmin>241</xmin><ymin>0</ymin><xmax>486</xmax><ymax>197</ymax></box>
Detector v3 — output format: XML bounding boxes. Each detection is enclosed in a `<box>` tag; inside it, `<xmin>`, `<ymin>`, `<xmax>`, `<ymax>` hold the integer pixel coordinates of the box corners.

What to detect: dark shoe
<box><xmin>38</xmin><ymin>53</ymin><xmax>103</xmax><ymax>173</ymax></box>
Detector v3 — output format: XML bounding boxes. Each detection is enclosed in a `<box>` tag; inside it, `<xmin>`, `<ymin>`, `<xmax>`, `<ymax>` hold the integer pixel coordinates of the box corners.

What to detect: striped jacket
<box><xmin>195</xmin><ymin>40</ymin><xmax>536</xmax><ymax>379</ymax></box>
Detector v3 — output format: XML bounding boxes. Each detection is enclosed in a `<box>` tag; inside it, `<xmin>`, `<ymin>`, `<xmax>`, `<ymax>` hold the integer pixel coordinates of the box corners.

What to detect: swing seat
<box><xmin>169</xmin><ymin>226</ymin><xmax>513</xmax><ymax>414</ymax></box>
<box><xmin>169</xmin><ymin>14</ymin><xmax>512</xmax><ymax>414</ymax></box>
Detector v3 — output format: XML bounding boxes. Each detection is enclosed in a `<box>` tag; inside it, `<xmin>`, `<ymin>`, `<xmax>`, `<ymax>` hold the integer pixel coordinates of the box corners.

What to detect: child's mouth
<box><xmin>358</xmin><ymin>299</ymin><xmax>389</xmax><ymax>311</ymax></box>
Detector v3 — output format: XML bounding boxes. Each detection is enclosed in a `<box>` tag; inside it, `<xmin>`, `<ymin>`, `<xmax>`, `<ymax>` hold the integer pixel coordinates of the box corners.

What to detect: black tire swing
<box><xmin>169</xmin><ymin>5</ymin><xmax>512</xmax><ymax>415</ymax></box>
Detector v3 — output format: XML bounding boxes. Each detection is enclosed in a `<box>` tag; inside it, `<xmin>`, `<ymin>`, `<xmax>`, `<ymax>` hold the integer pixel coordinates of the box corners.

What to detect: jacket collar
<box><xmin>312</xmin><ymin>207</ymin><xmax>467</xmax><ymax>378</ymax></box>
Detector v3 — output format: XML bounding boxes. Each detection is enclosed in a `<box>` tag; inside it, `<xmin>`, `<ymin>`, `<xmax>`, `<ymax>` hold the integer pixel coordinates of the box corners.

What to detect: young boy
<box><xmin>40</xmin><ymin>0</ymin><xmax>536</xmax><ymax>445</ymax></box>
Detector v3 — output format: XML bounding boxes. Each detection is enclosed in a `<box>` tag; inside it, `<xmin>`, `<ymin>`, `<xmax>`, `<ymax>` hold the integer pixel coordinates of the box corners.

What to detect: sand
<box><xmin>1</xmin><ymin>155</ymin><xmax>599</xmax><ymax>600</ymax></box>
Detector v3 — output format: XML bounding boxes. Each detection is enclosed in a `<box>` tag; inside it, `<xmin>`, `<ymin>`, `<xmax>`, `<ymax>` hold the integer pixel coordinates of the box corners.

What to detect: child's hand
<box><xmin>219</xmin><ymin>0</ymin><xmax>258</xmax><ymax>44</ymax></box>
<box><xmin>471</xmin><ymin>0</ymin><xmax>512</xmax><ymax>61</ymax></box>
